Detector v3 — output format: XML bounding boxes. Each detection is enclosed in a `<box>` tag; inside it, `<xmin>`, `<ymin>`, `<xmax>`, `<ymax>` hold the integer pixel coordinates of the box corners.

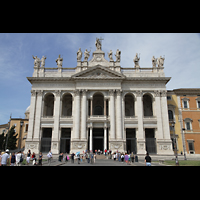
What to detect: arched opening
<box><xmin>93</xmin><ymin>93</ymin><xmax>104</xmax><ymax>115</ymax></box>
<box><xmin>62</xmin><ymin>93</ymin><xmax>72</xmax><ymax>117</ymax></box>
<box><xmin>143</xmin><ymin>94</ymin><xmax>153</xmax><ymax>117</ymax></box>
<box><xmin>43</xmin><ymin>93</ymin><xmax>54</xmax><ymax>117</ymax></box>
<box><xmin>125</xmin><ymin>93</ymin><xmax>135</xmax><ymax>117</ymax></box>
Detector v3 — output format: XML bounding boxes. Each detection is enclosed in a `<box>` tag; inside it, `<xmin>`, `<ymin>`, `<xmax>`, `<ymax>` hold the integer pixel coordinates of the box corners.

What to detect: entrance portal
<box><xmin>145</xmin><ymin>128</ymin><xmax>156</xmax><ymax>154</ymax></box>
<box><xmin>60</xmin><ymin>128</ymin><xmax>71</xmax><ymax>153</ymax></box>
<box><xmin>126</xmin><ymin>128</ymin><xmax>137</xmax><ymax>154</ymax></box>
<box><xmin>41</xmin><ymin>128</ymin><xmax>52</xmax><ymax>153</ymax></box>
<box><xmin>93</xmin><ymin>128</ymin><xmax>104</xmax><ymax>152</ymax></box>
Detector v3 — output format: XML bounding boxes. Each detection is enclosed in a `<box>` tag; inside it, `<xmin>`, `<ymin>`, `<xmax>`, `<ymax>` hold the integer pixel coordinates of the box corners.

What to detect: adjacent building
<box><xmin>173</xmin><ymin>89</ymin><xmax>200</xmax><ymax>155</ymax></box>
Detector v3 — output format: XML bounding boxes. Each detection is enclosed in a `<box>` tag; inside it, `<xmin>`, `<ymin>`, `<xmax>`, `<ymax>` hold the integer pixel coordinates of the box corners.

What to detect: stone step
<box><xmin>96</xmin><ymin>154</ymin><xmax>106</xmax><ymax>159</ymax></box>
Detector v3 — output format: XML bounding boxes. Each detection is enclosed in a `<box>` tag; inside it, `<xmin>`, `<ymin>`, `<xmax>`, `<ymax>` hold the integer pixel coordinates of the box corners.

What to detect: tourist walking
<box><xmin>16</xmin><ymin>151</ymin><xmax>23</xmax><ymax>166</ymax></box>
<box><xmin>145</xmin><ymin>152</ymin><xmax>151</xmax><ymax>166</ymax></box>
<box><xmin>71</xmin><ymin>152</ymin><xmax>75</xmax><ymax>163</ymax></box>
<box><xmin>32</xmin><ymin>152</ymin><xmax>37</xmax><ymax>165</ymax></box>
<box><xmin>1</xmin><ymin>149</ymin><xmax>10</xmax><ymax>166</ymax></box>
<box><xmin>26</xmin><ymin>150</ymin><xmax>31</xmax><ymax>165</ymax></box>
<box><xmin>121</xmin><ymin>154</ymin><xmax>124</xmax><ymax>163</ymax></box>
<box><xmin>38</xmin><ymin>152</ymin><xmax>43</xmax><ymax>166</ymax></box>
<box><xmin>10</xmin><ymin>152</ymin><xmax>16</xmax><ymax>166</ymax></box>
<box><xmin>125</xmin><ymin>153</ymin><xmax>129</xmax><ymax>164</ymax></box>
<box><xmin>47</xmin><ymin>150</ymin><xmax>53</xmax><ymax>166</ymax></box>
<box><xmin>131</xmin><ymin>152</ymin><xmax>135</xmax><ymax>163</ymax></box>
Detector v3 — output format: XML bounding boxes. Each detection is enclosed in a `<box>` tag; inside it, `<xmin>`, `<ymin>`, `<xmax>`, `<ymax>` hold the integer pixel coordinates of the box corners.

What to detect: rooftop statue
<box><xmin>77</xmin><ymin>48</ymin><xmax>82</xmax><ymax>61</ymax></box>
<box><xmin>157</xmin><ymin>56</ymin><xmax>165</xmax><ymax>68</ymax></box>
<box><xmin>32</xmin><ymin>55</ymin><xmax>41</xmax><ymax>68</ymax></box>
<box><xmin>108</xmin><ymin>50</ymin><xmax>114</xmax><ymax>61</ymax></box>
<box><xmin>152</xmin><ymin>56</ymin><xmax>157</xmax><ymax>68</ymax></box>
<box><xmin>84</xmin><ymin>49</ymin><xmax>91</xmax><ymax>61</ymax></box>
<box><xmin>56</xmin><ymin>54</ymin><xmax>63</xmax><ymax>67</ymax></box>
<box><xmin>95</xmin><ymin>37</ymin><xmax>102</xmax><ymax>50</ymax></box>
<box><xmin>115</xmin><ymin>49</ymin><xmax>121</xmax><ymax>62</ymax></box>
<box><xmin>41</xmin><ymin>56</ymin><xmax>46</xmax><ymax>68</ymax></box>
<box><xmin>133</xmin><ymin>53</ymin><xmax>140</xmax><ymax>68</ymax></box>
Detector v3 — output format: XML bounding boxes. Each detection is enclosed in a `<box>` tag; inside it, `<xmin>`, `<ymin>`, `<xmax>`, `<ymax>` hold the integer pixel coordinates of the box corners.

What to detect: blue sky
<box><xmin>0</xmin><ymin>33</ymin><xmax>200</xmax><ymax>124</ymax></box>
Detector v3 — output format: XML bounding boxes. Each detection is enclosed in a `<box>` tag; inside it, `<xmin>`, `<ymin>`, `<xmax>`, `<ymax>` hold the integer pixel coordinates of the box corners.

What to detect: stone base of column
<box><xmin>109</xmin><ymin>140</ymin><xmax>125</xmax><ymax>153</ymax></box>
<box><xmin>70</xmin><ymin>140</ymin><xmax>87</xmax><ymax>154</ymax></box>
<box><xmin>51</xmin><ymin>140</ymin><xmax>60</xmax><ymax>154</ymax></box>
<box><xmin>137</xmin><ymin>139</ymin><xmax>146</xmax><ymax>155</ymax></box>
<box><xmin>156</xmin><ymin>139</ymin><xmax>174</xmax><ymax>155</ymax></box>
<box><xmin>25</xmin><ymin>140</ymin><xmax>40</xmax><ymax>155</ymax></box>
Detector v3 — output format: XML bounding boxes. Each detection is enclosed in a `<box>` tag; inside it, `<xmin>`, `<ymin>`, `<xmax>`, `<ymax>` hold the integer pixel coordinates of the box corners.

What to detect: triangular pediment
<box><xmin>71</xmin><ymin>66</ymin><xmax>126</xmax><ymax>80</ymax></box>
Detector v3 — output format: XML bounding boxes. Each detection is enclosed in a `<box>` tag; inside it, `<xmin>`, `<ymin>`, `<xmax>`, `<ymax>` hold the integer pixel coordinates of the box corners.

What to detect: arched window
<box><xmin>125</xmin><ymin>94</ymin><xmax>135</xmax><ymax>116</ymax></box>
<box><xmin>143</xmin><ymin>94</ymin><xmax>153</xmax><ymax>117</ymax></box>
<box><xmin>93</xmin><ymin>93</ymin><xmax>104</xmax><ymax>115</ymax></box>
<box><xmin>43</xmin><ymin>93</ymin><xmax>54</xmax><ymax>117</ymax></box>
<box><xmin>62</xmin><ymin>93</ymin><xmax>72</xmax><ymax>117</ymax></box>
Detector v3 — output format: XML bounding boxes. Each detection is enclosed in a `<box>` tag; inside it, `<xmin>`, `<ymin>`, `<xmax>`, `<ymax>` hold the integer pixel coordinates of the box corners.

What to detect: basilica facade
<box><xmin>25</xmin><ymin>39</ymin><xmax>174</xmax><ymax>155</ymax></box>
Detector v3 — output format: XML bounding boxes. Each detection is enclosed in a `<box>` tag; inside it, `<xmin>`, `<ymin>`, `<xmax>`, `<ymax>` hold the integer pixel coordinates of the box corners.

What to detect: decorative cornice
<box><xmin>173</xmin><ymin>88</ymin><xmax>200</xmax><ymax>95</ymax></box>
<box><xmin>27</xmin><ymin>77</ymin><xmax>72</xmax><ymax>84</ymax></box>
<box><xmin>125</xmin><ymin>77</ymin><xmax>171</xmax><ymax>84</ymax></box>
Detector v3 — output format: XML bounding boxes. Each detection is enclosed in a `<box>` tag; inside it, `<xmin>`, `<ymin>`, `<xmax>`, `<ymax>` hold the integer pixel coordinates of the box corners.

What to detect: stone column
<box><xmin>109</xmin><ymin>90</ymin><xmax>115</xmax><ymax>139</ymax></box>
<box><xmin>154</xmin><ymin>90</ymin><xmax>164</xmax><ymax>139</ymax></box>
<box><xmin>90</xmin><ymin>99</ymin><xmax>93</xmax><ymax>116</ymax></box>
<box><xmin>136</xmin><ymin>90</ymin><xmax>146</xmax><ymax>154</ymax></box>
<box><xmin>89</xmin><ymin>126</ymin><xmax>93</xmax><ymax>151</ymax></box>
<box><xmin>81</xmin><ymin>90</ymin><xmax>87</xmax><ymax>140</ymax></box>
<box><xmin>104</xmin><ymin>99</ymin><xmax>106</xmax><ymax>116</ymax></box>
<box><xmin>161</xmin><ymin>90</ymin><xmax>171</xmax><ymax>140</ymax></box>
<box><xmin>25</xmin><ymin>90</ymin><xmax>37</xmax><ymax>153</ymax></box>
<box><xmin>33</xmin><ymin>90</ymin><xmax>43</xmax><ymax>141</ymax></box>
<box><xmin>51</xmin><ymin>90</ymin><xmax>61</xmax><ymax>154</ymax></box>
<box><xmin>104</xmin><ymin>123</ymin><xmax>107</xmax><ymax>151</ymax></box>
<box><xmin>157</xmin><ymin>90</ymin><xmax>174</xmax><ymax>155</ymax></box>
<box><xmin>73</xmin><ymin>90</ymin><xmax>80</xmax><ymax>139</ymax></box>
<box><xmin>116</xmin><ymin>90</ymin><xmax>122</xmax><ymax>139</ymax></box>
<box><xmin>26</xmin><ymin>90</ymin><xmax>36</xmax><ymax>140</ymax></box>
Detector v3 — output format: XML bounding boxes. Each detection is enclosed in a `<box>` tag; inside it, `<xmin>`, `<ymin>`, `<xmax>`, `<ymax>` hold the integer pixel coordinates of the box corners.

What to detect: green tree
<box><xmin>6</xmin><ymin>125</ymin><xmax>18</xmax><ymax>150</ymax></box>
<box><xmin>0</xmin><ymin>130</ymin><xmax>6</xmax><ymax>150</ymax></box>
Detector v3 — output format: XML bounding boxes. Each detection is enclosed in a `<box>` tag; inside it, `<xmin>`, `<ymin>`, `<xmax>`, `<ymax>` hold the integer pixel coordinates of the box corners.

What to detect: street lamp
<box><xmin>182</xmin><ymin>128</ymin><xmax>187</xmax><ymax>160</ymax></box>
<box><xmin>19</xmin><ymin>120</ymin><xmax>24</xmax><ymax>150</ymax></box>
<box><xmin>171</xmin><ymin>121</ymin><xmax>179</xmax><ymax>166</ymax></box>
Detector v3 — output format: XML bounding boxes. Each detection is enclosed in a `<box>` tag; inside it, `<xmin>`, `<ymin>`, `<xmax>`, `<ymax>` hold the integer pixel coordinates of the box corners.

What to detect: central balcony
<box><xmin>87</xmin><ymin>115</ymin><xmax>109</xmax><ymax>122</ymax></box>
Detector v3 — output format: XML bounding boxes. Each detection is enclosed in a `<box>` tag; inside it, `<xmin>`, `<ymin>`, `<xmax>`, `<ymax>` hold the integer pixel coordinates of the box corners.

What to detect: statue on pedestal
<box><xmin>95</xmin><ymin>38</ymin><xmax>102</xmax><ymax>50</ymax></box>
<box><xmin>152</xmin><ymin>56</ymin><xmax>157</xmax><ymax>68</ymax></box>
<box><xmin>115</xmin><ymin>49</ymin><xmax>121</xmax><ymax>62</ymax></box>
<box><xmin>32</xmin><ymin>55</ymin><xmax>41</xmax><ymax>68</ymax></box>
<box><xmin>157</xmin><ymin>56</ymin><xmax>165</xmax><ymax>68</ymax></box>
<box><xmin>77</xmin><ymin>48</ymin><xmax>82</xmax><ymax>61</ymax></box>
<box><xmin>41</xmin><ymin>56</ymin><xmax>46</xmax><ymax>68</ymax></box>
<box><xmin>56</xmin><ymin>54</ymin><xmax>63</xmax><ymax>67</ymax></box>
<box><xmin>133</xmin><ymin>53</ymin><xmax>140</xmax><ymax>68</ymax></box>
<box><xmin>84</xmin><ymin>49</ymin><xmax>91</xmax><ymax>61</ymax></box>
<box><xmin>108</xmin><ymin>50</ymin><xmax>114</xmax><ymax>61</ymax></box>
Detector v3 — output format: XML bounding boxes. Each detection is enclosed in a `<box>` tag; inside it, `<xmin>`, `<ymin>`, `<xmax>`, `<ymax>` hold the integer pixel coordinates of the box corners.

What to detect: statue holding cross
<box><xmin>95</xmin><ymin>37</ymin><xmax>104</xmax><ymax>50</ymax></box>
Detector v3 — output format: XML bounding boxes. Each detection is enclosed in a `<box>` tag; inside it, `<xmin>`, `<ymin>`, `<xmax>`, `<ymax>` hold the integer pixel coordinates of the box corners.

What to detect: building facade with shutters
<box><xmin>25</xmin><ymin>39</ymin><xmax>174</xmax><ymax>155</ymax></box>
<box><xmin>172</xmin><ymin>89</ymin><xmax>200</xmax><ymax>155</ymax></box>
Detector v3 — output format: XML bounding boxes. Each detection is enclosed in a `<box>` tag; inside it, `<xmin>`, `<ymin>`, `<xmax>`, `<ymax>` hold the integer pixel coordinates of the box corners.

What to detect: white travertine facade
<box><xmin>25</xmin><ymin>39</ymin><xmax>173</xmax><ymax>155</ymax></box>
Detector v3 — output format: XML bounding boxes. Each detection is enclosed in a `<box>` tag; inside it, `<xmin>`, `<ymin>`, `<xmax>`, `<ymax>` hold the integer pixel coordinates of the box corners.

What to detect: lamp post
<box><xmin>19</xmin><ymin>120</ymin><xmax>24</xmax><ymax>150</ymax></box>
<box><xmin>171</xmin><ymin>121</ymin><xmax>179</xmax><ymax>166</ymax></box>
<box><xmin>182</xmin><ymin>128</ymin><xmax>187</xmax><ymax>160</ymax></box>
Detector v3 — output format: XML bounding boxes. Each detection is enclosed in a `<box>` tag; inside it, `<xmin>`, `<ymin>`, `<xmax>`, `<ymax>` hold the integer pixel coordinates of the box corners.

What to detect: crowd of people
<box><xmin>0</xmin><ymin>148</ymin><xmax>152</xmax><ymax>166</ymax></box>
<box><xmin>0</xmin><ymin>149</ymin><xmax>45</xmax><ymax>166</ymax></box>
